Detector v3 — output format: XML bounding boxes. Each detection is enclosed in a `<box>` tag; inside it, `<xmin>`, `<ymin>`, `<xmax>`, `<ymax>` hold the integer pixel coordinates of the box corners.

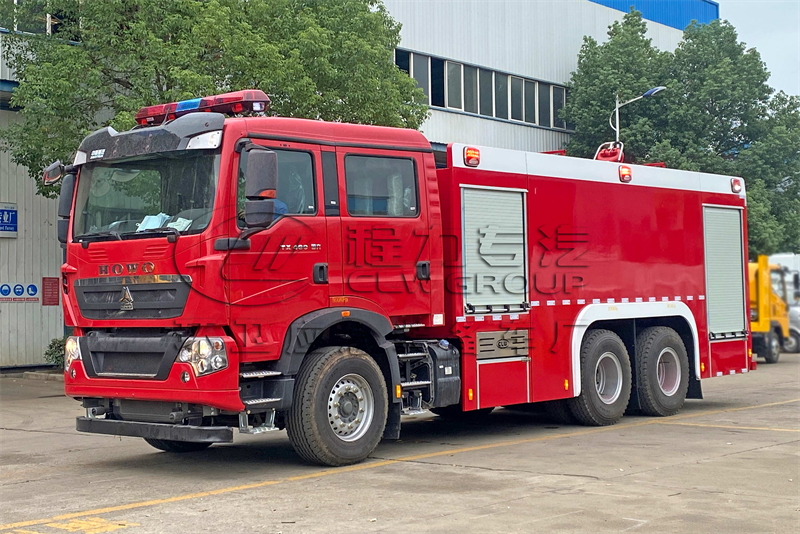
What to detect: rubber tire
<box><xmin>143</xmin><ymin>438</ymin><xmax>212</xmax><ymax>453</ymax></box>
<box><xmin>762</xmin><ymin>331</ymin><xmax>781</xmax><ymax>364</ymax></box>
<box><xmin>543</xmin><ymin>400</ymin><xmax>577</xmax><ymax>425</ymax></box>
<box><xmin>431</xmin><ymin>405</ymin><xmax>494</xmax><ymax>419</ymax></box>
<box><xmin>785</xmin><ymin>331</ymin><xmax>800</xmax><ymax>354</ymax></box>
<box><xmin>567</xmin><ymin>329</ymin><xmax>632</xmax><ymax>426</ymax></box>
<box><xmin>634</xmin><ymin>327</ymin><xmax>690</xmax><ymax>417</ymax></box>
<box><xmin>286</xmin><ymin>346</ymin><xmax>387</xmax><ymax>466</ymax></box>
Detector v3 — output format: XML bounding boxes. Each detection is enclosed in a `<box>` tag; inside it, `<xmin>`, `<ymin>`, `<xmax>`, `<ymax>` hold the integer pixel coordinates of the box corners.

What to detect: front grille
<box><xmin>74</xmin><ymin>275</ymin><xmax>191</xmax><ymax>320</ymax></box>
<box><xmin>80</xmin><ymin>330</ymin><xmax>188</xmax><ymax>380</ymax></box>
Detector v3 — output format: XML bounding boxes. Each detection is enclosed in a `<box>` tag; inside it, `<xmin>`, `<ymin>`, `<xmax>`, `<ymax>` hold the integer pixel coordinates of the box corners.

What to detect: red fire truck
<box><xmin>46</xmin><ymin>90</ymin><xmax>752</xmax><ymax>466</ymax></box>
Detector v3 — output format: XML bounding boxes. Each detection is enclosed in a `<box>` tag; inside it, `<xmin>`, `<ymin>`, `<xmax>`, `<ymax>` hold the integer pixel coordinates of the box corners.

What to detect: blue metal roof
<box><xmin>588</xmin><ymin>0</ymin><xmax>719</xmax><ymax>30</ymax></box>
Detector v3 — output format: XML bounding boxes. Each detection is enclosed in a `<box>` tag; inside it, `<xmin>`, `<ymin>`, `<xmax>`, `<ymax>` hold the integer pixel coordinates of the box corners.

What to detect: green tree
<box><xmin>563</xmin><ymin>11</ymin><xmax>800</xmax><ymax>257</ymax></box>
<box><xmin>0</xmin><ymin>0</ymin><xmax>428</xmax><ymax>197</ymax></box>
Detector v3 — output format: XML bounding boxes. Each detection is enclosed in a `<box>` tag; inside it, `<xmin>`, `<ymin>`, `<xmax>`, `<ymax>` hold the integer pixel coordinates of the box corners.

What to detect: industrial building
<box><xmin>0</xmin><ymin>0</ymin><xmax>719</xmax><ymax>367</ymax></box>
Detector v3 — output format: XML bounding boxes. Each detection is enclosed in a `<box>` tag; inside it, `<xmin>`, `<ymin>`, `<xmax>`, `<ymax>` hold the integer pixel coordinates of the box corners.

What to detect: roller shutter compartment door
<box><xmin>703</xmin><ymin>207</ymin><xmax>746</xmax><ymax>336</ymax></box>
<box><xmin>461</xmin><ymin>187</ymin><xmax>527</xmax><ymax>313</ymax></box>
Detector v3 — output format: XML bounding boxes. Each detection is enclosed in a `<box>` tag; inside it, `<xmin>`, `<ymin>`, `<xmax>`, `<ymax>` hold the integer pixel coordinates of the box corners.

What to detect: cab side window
<box><xmin>344</xmin><ymin>155</ymin><xmax>418</xmax><ymax>217</ymax></box>
<box><xmin>237</xmin><ymin>149</ymin><xmax>316</xmax><ymax>226</ymax></box>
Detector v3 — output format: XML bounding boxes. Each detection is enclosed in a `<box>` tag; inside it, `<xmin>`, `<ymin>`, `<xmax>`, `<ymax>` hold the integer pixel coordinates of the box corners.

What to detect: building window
<box><xmin>479</xmin><ymin>68</ymin><xmax>493</xmax><ymax>117</ymax></box>
<box><xmin>524</xmin><ymin>80</ymin><xmax>537</xmax><ymax>124</ymax></box>
<box><xmin>510</xmin><ymin>77</ymin><xmax>524</xmax><ymax>121</ymax></box>
<box><xmin>565</xmin><ymin>89</ymin><xmax>575</xmax><ymax>131</ymax></box>
<box><xmin>494</xmin><ymin>73</ymin><xmax>508</xmax><ymax>120</ymax></box>
<box><xmin>345</xmin><ymin>156</ymin><xmax>418</xmax><ymax>218</ymax></box>
<box><xmin>412</xmin><ymin>53</ymin><xmax>430</xmax><ymax>105</ymax></box>
<box><xmin>394</xmin><ymin>48</ymin><xmax>571</xmax><ymax>131</ymax></box>
<box><xmin>553</xmin><ymin>86</ymin><xmax>566</xmax><ymax>129</ymax></box>
<box><xmin>464</xmin><ymin>65</ymin><xmax>478</xmax><ymax>114</ymax></box>
<box><xmin>447</xmin><ymin>61</ymin><xmax>462</xmax><ymax>110</ymax></box>
<box><xmin>538</xmin><ymin>82</ymin><xmax>551</xmax><ymax>128</ymax></box>
<box><xmin>430</xmin><ymin>57</ymin><xmax>445</xmax><ymax>108</ymax></box>
<box><xmin>395</xmin><ymin>49</ymin><xmax>410</xmax><ymax>74</ymax></box>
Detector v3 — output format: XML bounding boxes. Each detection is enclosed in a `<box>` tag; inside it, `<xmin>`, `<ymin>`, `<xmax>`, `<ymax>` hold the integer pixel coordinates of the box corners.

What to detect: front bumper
<box><xmin>76</xmin><ymin>416</ymin><xmax>232</xmax><ymax>443</ymax></box>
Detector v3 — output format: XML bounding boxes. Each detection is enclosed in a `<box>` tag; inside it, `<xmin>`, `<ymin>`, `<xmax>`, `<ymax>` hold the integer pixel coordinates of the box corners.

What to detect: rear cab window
<box><xmin>344</xmin><ymin>155</ymin><xmax>418</xmax><ymax>217</ymax></box>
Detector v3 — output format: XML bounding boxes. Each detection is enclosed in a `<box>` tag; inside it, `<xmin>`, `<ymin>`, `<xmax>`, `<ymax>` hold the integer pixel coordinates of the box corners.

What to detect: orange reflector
<box><xmin>619</xmin><ymin>165</ymin><xmax>633</xmax><ymax>183</ymax></box>
<box><xmin>341</xmin><ymin>311</ymin><xmax>350</xmax><ymax>317</ymax></box>
<box><xmin>731</xmin><ymin>177</ymin><xmax>743</xmax><ymax>193</ymax></box>
<box><xmin>396</xmin><ymin>384</ymin><xmax>402</xmax><ymax>398</ymax></box>
<box><xmin>701</xmin><ymin>362</ymin><xmax>705</xmax><ymax>373</ymax></box>
<box><xmin>748</xmin><ymin>348</ymin><xmax>752</xmax><ymax>357</ymax></box>
<box><xmin>464</xmin><ymin>146</ymin><xmax>480</xmax><ymax>167</ymax></box>
<box><xmin>468</xmin><ymin>388</ymin><xmax>473</xmax><ymax>401</ymax></box>
<box><xmin>564</xmin><ymin>379</ymin><xmax>569</xmax><ymax>390</ymax></box>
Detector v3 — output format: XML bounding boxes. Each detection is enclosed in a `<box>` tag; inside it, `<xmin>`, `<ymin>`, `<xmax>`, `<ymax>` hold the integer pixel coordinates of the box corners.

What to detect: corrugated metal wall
<box><xmin>0</xmin><ymin>109</ymin><xmax>64</xmax><ymax>367</ymax></box>
<box><xmin>422</xmin><ymin>110</ymin><xmax>571</xmax><ymax>152</ymax></box>
<box><xmin>383</xmin><ymin>0</ymin><xmax>685</xmax><ymax>151</ymax></box>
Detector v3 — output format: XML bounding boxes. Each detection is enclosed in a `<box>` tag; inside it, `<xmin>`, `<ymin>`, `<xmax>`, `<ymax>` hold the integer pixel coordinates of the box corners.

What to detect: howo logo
<box><xmin>98</xmin><ymin>262</ymin><xmax>155</xmax><ymax>276</ymax></box>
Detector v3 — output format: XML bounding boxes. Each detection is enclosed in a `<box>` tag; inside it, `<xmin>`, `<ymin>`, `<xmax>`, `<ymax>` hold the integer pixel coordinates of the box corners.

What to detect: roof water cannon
<box><xmin>134</xmin><ymin>90</ymin><xmax>270</xmax><ymax>126</ymax></box>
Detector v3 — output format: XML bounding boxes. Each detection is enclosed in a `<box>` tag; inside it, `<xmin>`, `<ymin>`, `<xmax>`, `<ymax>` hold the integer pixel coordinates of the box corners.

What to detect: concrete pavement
<box><xmin>1</xmin><ymin>356</ymin><xmax>798</xmax><ymax>533</ymax></box>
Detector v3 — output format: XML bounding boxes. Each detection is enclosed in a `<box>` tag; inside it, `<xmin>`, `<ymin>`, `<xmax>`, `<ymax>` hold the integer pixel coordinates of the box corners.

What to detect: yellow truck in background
<box><xmin>749</xmin><ymin>255</ymin><xmax>799</xmax><ymax>363</ymax></box>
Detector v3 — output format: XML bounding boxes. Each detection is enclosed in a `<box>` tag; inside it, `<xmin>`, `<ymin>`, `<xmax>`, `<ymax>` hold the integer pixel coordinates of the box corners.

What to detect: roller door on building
<box><xmin>703</xmin><ymin>206</ymin><xmax>746</xmax><ymax>336</ymax></box>
<box><xmin>461</xmin><ymin>186</ymin><xmax>527</xmax><ymax>313</ymax></box>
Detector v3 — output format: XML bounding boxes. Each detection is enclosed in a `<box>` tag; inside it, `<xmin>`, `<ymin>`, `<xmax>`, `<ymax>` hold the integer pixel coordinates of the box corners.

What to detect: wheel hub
<box><xmin>327</xmin><ymin>373</ymin><xmax>374</xmax><ymax>442</ymax></box>
<box><xmin>656</xmin><ymin>347</ymin><xmax>681</xmax><ymax>397</ymax></box>
<box><xmin>594</xmin><ymin>352</ymin><xmax>623</xmax><ymax>405</ymax></box>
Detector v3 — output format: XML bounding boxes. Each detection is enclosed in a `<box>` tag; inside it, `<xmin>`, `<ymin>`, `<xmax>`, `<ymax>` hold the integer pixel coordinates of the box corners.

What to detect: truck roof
<box><xmin>236</xmin><ymin>116</ymin><xmax>433</xmax><ymax>152</ymax></box>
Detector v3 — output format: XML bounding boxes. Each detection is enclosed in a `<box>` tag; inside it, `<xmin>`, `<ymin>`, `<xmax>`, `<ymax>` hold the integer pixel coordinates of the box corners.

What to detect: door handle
<box><xmin>416</xmin><ymin>261</ymin><xmax>431</xmax><ymax>281</ymax></box>
<box><xmin>313</xmin><ymin>263</ymin><xmax>328</xmax><ymax>284</ymax></box>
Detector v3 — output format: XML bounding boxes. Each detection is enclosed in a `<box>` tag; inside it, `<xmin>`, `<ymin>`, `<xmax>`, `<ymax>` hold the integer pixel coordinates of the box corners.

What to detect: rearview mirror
<box><xmin>241</xmin><ymin>145</ymin><xmax>278</xmax><ymax>200</ymax></box>
<box><xmin>793</xmin><ymin>272</ymin><xmax>799</xmax><ymax>291</ymax></box>
<box><xmin>43</xmin><ymin>160</ymin><xmax>65</xmax><ymax>185</ymax></box>
<box><xmin>244</xmin><ymin>199</ymin><xmax>277</xmax><ymax>227</ymax></box>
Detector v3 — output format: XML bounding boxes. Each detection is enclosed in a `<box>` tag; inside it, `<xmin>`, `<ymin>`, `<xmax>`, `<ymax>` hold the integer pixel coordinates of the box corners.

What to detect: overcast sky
<box><xmin>715</xmin><ymin>0</ymin><xmax>800</xmax><ymax>96</ymax></box>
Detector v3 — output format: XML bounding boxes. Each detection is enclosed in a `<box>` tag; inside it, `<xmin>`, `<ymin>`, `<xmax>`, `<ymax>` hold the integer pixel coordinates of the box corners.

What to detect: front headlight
<box><xmin>179</xmin><ymin>337</ymin><xmax>228</xmax><ymax>377</ymax></box>
<box><xmin>64</xmin><ymin>336</ymin><xmax>82</xmax><ymax>370</ymax></box>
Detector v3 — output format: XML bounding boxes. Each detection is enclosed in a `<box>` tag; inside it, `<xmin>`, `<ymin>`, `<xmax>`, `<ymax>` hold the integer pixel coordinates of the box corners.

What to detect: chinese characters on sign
<box><xmin>0</xmin><ymin>203</ymin><xmax>18</xmax><ymax>238</ymax></box>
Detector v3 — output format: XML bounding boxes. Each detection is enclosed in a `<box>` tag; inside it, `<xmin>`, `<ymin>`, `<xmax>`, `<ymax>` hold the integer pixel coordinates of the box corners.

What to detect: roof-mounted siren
<box><xmin>594</xmin><ymin>141</ymin><xmax>624</xmax><ymax>162</ymax></box>
<box><xmin>134</xmin><ymin>90</ymin><xmax>270</xmax><ymax>126</ymax></box>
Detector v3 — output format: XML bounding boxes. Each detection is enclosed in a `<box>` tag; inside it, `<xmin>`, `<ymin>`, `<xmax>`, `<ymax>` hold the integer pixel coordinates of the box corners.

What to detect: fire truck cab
<box><xmin>51</xmin><ymin>91</ymin><xmax>752</xmax><ymax>466</ymax></box>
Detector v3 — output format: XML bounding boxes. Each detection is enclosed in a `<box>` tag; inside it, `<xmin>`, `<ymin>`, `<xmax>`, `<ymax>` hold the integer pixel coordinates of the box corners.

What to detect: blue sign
<box><xmin>26</xmin><ymin>284</ymin><xmax>37</xmax><ymax>296</ymax></box>
<box><xmin>13</xmin><ymin>284</ymin><xmax>24</xmax><ymax>296</ymax></box>
<box><xmin>0</xmin><ymin>284</ymin><xmax>10</xmax><ymax>296</ymax></box>
<box><xmin>0</xmin><ymin>203</ymin><xmax>18</xmax><ymax>238</ymax></box>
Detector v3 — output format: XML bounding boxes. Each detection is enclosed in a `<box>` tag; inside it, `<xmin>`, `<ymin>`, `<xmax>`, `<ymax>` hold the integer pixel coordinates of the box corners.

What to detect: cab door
<box><xmin>225</xmin><ymin>140</ymin><xmax>328</xmax><ymax>362</ymax></box>
<box><xmin>334</xmin><ymin>148</ymin><xmax>432</xmax><ymax>324</ymax></box>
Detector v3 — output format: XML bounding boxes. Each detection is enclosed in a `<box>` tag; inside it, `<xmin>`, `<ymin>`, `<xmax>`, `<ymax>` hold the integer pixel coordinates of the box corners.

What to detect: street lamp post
<box><xmin>594</xmin><ymin>86</ymin><xmax>666</xmax><ymax>162</ymax></box>
<box><xmin>609</xmin><ymin>86</ymin><xmax>667</xmax><ymax>143</ymax></box>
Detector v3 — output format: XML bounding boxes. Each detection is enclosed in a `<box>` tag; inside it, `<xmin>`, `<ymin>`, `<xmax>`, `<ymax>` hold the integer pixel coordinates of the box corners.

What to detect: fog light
<box><xmin>70</xmin><ymin>368</ymin><xmax>76</xmax><ymax>379</ymax></box>
<box><xmin>181</xmin><ymin>371</ymin><xmax>190</xmax><ymax>383</ymax></box>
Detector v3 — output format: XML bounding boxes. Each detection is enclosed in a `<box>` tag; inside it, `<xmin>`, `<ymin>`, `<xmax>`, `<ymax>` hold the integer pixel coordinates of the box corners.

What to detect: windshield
<box><xmin>73</xmin><ymin>152</ymin><xmax>220</xmax><ymax>239</ymax></box>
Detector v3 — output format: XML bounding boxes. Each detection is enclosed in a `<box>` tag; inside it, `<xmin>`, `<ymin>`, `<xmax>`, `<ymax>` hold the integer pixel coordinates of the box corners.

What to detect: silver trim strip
<box><xmin>75</xmin><ymin>274</ymin><xmax>192</xmax><ymax>286</ymax></box>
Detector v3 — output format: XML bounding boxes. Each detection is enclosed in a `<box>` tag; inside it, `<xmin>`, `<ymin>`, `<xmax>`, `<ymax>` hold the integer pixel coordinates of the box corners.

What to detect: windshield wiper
<box><xmin>120</xmin><ymin>227</ymin><xmax>181</xmax><ymax>242</ymax></box>
<box><xmin>76</xmin><ymin>230</ymin><xmax>122</xmax><ymax>248</ymax></box>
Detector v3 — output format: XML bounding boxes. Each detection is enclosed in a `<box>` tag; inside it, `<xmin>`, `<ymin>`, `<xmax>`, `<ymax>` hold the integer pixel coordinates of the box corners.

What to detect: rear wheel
<box><xmin>143</xmin><ymin>438</ymin><xmax>212</xmax><ymax>453</ymax></box>
<box><xmin>286</xmin><ymin>346</ymin><xmax>388</xmax><ymax>466</ymax></box>
<box><xmin>635</xmin><ymin>327</ymin><xmax>689</xmax><ymax>417</ymax></box>
<box><xmin>784</xmin><ymin>331</ymin><xmax>800</xmax><ymax>354</ymax></box>
<box><xmin>567</xmin><ymin>329</ymin><xmax>632</xmax><ymax>426</ymax></box>
<box><xmin>761</xmin><ymin>331</ymin><xmax>781</xmax><ymax>363</ymax></box>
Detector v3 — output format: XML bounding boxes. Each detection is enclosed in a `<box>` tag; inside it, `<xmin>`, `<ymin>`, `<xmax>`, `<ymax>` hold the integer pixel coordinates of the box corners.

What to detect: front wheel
<box><xmin>783</xmin><ymin>331</ymin><xmax>800</xmax><ymax>354</ymax></box>
<box><xmin>143</xmin><ymin>438</ymin><xmax>212</xmax><ymax>453</ymax></box>
<box><xmin>286</xmin><ymin>346</ymin><xmax>388</xmax><ymax>466</ymax></box>
<box><xmin>567</xmin><ymin>329</ymin><xmax>632</xmax><ymax>426</ymax></box>
<box><xmin>761</xmin><ymin>331</ymin><xmax>781</xmax><ymax>363</ymax></box>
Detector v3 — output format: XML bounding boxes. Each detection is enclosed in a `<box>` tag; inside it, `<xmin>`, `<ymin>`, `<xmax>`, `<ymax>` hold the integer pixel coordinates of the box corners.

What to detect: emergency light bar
<box><xmin>135</xmin><ymin>90</ymin><xmax>270</xmax><ymax>126</ymax></box>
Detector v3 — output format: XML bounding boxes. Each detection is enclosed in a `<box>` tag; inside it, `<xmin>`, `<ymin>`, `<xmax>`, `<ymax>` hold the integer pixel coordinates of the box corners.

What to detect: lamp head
<box><xmin>642</xmin><ymin>86</ymin><xmax>666</xmax><ymax>98</ymax></box>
